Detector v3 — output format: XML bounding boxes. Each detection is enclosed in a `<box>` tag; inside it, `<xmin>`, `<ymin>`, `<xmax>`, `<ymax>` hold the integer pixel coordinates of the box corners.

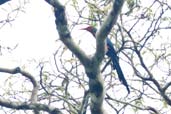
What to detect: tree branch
<box><xmin>95</xmin><ymin>0</ymin><xmax>125</xmax><ymax>63</ymax></box>
<box><xmin>45</xmin><ymin>0</ymin><xmax>91</xmax><ymax>68</ymax></box>
<box><xmin>78</xmin><ymin>90</ymin><xmax>90</xmax><ymax>114</ymax></box>
<box><xmin>0</xmin><ymin>98</ymin><xmax>62</xmax><ymax>114</ymax></box>
<box><xmin>0</xmin><ymin>67</ymin><xmax>41</xmax><ymax>113</ymax></box>
<box><xmin>0</xmin><ymin>67</ymin><xmax>39</xmax><ymax>103</ymax></box>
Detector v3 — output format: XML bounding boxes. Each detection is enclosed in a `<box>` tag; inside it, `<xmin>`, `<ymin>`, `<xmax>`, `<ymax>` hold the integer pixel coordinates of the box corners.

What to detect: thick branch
<box><xmin>89</xmin><ymin>76</ymin><xmax>105</xmax><ymax>114</ymax></box>
<box><xmin>0</xmin><ymin>98</ymin><xmax>62</xmax><ymax>114</ymax></box>
<box><xmin>95</xmin><ymin>0</ymin><xmax>125</xmax><ymax>62</ymax></box>
<box><xmin>45</xmin><ymin>0</ymin><xmax>91</xmax><ymax>67</ymax></box>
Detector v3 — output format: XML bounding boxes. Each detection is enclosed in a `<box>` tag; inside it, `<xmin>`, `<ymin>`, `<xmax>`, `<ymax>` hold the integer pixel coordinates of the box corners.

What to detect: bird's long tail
<box><xmin>107</xmin><ymin>50</ymin><xmax>130</xmax><ymax>94</ymax></box>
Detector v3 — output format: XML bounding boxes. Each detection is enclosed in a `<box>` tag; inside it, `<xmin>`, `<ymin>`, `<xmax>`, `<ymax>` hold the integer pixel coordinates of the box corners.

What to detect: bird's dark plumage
<box><xmin>81</xmin><ymin>26</ymin><xmax>130</xmax><ymax>94</ymax></box>
<box><xmin>0</xmin><ymin>0</ymin><xmax>10</xmax><ymax>5</ymax></box>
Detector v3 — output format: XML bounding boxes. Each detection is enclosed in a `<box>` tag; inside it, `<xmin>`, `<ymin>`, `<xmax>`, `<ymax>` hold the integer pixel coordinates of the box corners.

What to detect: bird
<box><xmin>81</xmin><ymin>26</ymin><xmax>130</xmax><ymax>94</ymax></box>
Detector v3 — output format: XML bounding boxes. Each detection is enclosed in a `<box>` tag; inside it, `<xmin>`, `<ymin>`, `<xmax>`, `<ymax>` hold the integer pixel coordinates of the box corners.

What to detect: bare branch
<box><xmin>0</xmin><ymin>98</ymin><xmax>62</xmax><ymax>114</ymax></box>
<box><xmin>78</xmin><ymin>90</ymin><xmax>90</xmax><ymax>114</ymax></box>
<box><xmin>0</xmin><ymin>67</ymin><xmax>39</xmax><ymax>103</ymax></box>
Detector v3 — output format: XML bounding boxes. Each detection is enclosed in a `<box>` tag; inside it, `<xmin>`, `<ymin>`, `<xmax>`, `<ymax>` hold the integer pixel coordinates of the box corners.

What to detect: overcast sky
<box><xmin>0</xmin><ymin>0</ymin><xmax>59</xmax><ymax>68</ymax></box>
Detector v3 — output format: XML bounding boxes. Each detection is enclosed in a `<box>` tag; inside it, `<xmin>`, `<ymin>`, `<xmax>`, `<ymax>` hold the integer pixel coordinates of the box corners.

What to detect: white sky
<box><xmin>0</xmin><ymin>0</ymin><xmax>58</xmax><ymax>67</ymax></box>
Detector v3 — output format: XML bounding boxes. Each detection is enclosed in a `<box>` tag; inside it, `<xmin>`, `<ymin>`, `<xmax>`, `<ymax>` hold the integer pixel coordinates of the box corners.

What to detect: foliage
<box><xmin>0</xmin><ymin>0</ymin><xmax>171</xmax><ymax>114</ymax></box>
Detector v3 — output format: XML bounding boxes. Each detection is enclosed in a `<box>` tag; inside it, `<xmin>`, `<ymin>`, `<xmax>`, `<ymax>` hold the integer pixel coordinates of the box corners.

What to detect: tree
<box><xmin>0</xmin><ymin>0</ymin><xmax>171</xmax><ymax>114</ymax></box>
